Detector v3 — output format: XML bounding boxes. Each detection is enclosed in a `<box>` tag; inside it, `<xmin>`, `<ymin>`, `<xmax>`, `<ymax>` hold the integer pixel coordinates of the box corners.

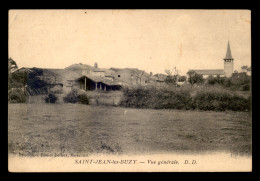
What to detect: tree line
<box><xmin>164</xmin><ymin>66</ymin><xmax>251</xmax><ymax>91</ymax></box>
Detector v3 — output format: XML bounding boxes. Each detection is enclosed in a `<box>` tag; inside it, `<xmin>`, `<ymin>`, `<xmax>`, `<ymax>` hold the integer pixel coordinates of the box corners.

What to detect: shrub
<box><xmin>228</xmin><ymin>95</ymin><xmax>250</xmax><ymax>111</ymax></box>
<box><xmin>63</xmin><ymin>89</ymin><xmax>78</xmax><ymax>103</ymax></box>
<box><xmin>193</xmin><ymin>88</ymin><xmax>250</xmax><ymax>111</ymax></box>
<box><xmin>242</xmin><ymin>83</ymin><xmax>250</xmax><ymax>91</ymax></box>
<box><xmin>187</xmin><ymin>70</ymin><xmax>204</xmax><ymax>86</ymax></box>
<box><xmin>120</xmin><ymin>86</ymin><xmax>193</xmax><ymax>110</ymax></box>
<box><xmin>11</xmin><ymin>71</ymin><xmax>28</xmax><ymax>88</ymax></box>
<box><xmin>45</xmin><ymin>93</ymin><xmax>58</xmax><ymax>103</ymax></box>
<box><xmin>178</xmin><ymin>76</ymin><xmax>187</xmax><ymax>82</ymax></box>
<box><xmin>63</xmin><ymin>89</ymin><xmax>89</xmax><ymax>104</ymax></box>
<box><xmin>8</xmin><ymin>89</ymin><xmax>27</xmax><ymax>103</ymax></box>
<box><xmin>230</xmin><ymin>72</ymin><xmax>250</xmax><ymax>86</ymax></box>
<box><xmin>120</xmin><ymin>85</ymin><xmax>250</xmax><ymax>111</ymax></box>
<box><xmin>207</xmin><ymin>76</ymin><xmax>225</xmax><ymax>85</ymax></box>
<box><xmin>224</xmin><ymin>78</ymin><xmax>232</xmax><ymax>87</ymax></box>
<box><xmin>77</xmin><ymin>94</ymin><xmax>89</xmax><ymax>104</ymax></box>
<box><xmin>223</xmin><ymin>72</ymin><xmax>251</xmax><ymax>91</ymax></box>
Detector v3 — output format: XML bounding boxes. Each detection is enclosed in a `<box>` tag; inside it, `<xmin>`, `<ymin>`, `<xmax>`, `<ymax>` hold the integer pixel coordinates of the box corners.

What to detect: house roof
<box><xmin>93</xmin><ymin>68</ymin><xmax>106</xmax><ymax>72</ymax></box>
<box><xmin>151</xmin><ymin>74</ymin><xmax>167</xmax><ymax>81</ymax></box>
<box><xmin>192</xmin><ymin>69</ymin><xmax>225</xmax><ymax>75</ymax></box>
<box><xmin>76</xmin><ymin>75</ymin><xmax>121</xmax><ymax>86</ymax></box>
<box><xmin>224</xmin><ymin>41</ymin><xmax>233</xmax><ymax>60</ymax></box>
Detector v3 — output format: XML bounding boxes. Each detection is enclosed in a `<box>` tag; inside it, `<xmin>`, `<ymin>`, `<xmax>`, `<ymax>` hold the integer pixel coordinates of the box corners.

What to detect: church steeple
<box><xmin>223</xmin><ymin>41</ymin><xmax>234</xmax><ymax>77</ymax></box>
<box><xmin>224</xmin><ymin>41</ymin><xmax>234</xmax><ymax>60</ymax></box>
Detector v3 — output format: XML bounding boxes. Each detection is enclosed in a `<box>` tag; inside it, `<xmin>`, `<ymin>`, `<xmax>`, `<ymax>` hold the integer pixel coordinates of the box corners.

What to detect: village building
<box><xmin>191</xmin><ymin>41</ymin><xmax>234</xmax><ymax>78</ymax></box>
<box><xmin>190</xmin><ymin>69</ymin><xmax>225</xmax><ymax>79</ymax></box>
<box><xmin>75</xmin><ymin>75</ymin><xmax>122</xmax><ymax>91</ymax></box>
<box><xmin>76</xmin><ymin>63</ymin><xmax>122</xmax><ymax>91</ymax></box>
<box><xmin>150</xmin><ymin>74</ymin><xmax>166</xmax><ymax>86</ymax></box>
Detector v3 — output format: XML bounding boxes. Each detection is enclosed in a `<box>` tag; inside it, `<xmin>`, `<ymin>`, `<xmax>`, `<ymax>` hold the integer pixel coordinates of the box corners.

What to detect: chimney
<box><xmin>94</xmin><ymin>62</ymin><xmax>98</xmax><ymax>68</ymax></box>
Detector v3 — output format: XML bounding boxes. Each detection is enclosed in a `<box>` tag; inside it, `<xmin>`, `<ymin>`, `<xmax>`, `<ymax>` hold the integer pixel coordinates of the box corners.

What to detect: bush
<box><xmin>207</xmin><ymin>76</ymin><xmax>225</xmax><ymax>85</ymax></box>
<box><xmin>8</xmin><ymin>89</ymin><xmax>27</xmax><ymax>103</ymax></box>
<box><xmin>193</xmin><ymin>88</ymin><xmax>250</xmax><ymax>111</ymax></box>
<box><xmin>120</xmin><ymin>86</ymin><xmax>193</xmax><ymax>110</ymax></box>
<box><xmin>206</xmin><ymin>73</ymin><xmax>251</xmax><ymax>91</ymax></box>
<box><xmin>187</xmin><ymin>70</ymin><xmax>204</xmax><ymax>86</ymax></box>
<box><xmin>77</xmin><ymin>94</ymin><xmax>89</xmax><ymax>104</ymax></box>
<box><xmin>242</xmin><ymin>83</ymin><xmax>250</xmax><ymax>91</ymax></box>
<box><xmin>120</xmin><ymin>85</ymin><xmax>250</xmax><ymax>111</ymax></box>
<box><xmin>45</xmin><ymin>93</ymin><xmax>58</xmax><ymax>103</ymax></box>
<box><xmin>178</xmin><ymin>76</ymin><xmax>187</xmax><ymax>82</ymax></box>
<box><xmin>228</xmin><ymin>95</ymin><xmax>250</xmax><ymax>111</ymax></box>
<box><xmin>224</xmin><ymin>78</ymin><xmax>232</xmax><ymax>87</ymax></box>
<box><xmin>63</xmin><ymin>89</ymin><xmax>78</xmax><ymax>103</ymax></box>
<box><xmin>224</xmin><ymin>72</ymin><xmax>251</xmax><ymax>91</ymax></box>
<box><xmin>63</xmin><ymin>89</ymin><xmax>89</xmax><ymax>104</ymax></box>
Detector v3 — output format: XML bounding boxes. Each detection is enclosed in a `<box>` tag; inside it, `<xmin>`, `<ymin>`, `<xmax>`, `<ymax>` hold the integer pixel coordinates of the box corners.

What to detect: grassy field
<box><xmin>8</xmin><ymin>102</ymin><xmax>252</xmax><ymax>157</ymax></box>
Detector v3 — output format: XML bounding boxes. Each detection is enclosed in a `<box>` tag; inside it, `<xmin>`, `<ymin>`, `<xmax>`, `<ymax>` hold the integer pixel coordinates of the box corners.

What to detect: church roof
<box><xmin>192</xmin><ymin>69</ymin><xmax>224</xmax><ymax>75</ymax></box>
<box><xmin>224</xmin><ymin>41</ymin><xmax>233</xmax><ymax>60</ymax></box>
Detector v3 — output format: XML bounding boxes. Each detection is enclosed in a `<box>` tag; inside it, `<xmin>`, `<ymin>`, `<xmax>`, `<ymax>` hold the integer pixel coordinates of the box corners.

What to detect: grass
<box><xmin>8</xmin><ymin>102</ymin><xmax>252</xmax><ymax>157</ymax></box>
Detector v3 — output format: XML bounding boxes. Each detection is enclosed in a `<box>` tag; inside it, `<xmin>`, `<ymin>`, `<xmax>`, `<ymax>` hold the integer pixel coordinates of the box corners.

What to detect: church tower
<box><xmin>224</xmin><ymin>41</ymin><xmax>234</xmax><ymax>77</ymax></box>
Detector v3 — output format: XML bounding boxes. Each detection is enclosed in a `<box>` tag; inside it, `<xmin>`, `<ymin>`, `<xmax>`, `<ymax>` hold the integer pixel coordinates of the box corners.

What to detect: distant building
<box><xmin>104</xmin><ymin>75</ymin><xmax>114</xmax><ymax>82</ymax></box>
<box><xmin>150</xmin><ymin>74</ymin><xmax>166</xmax><ymax>86</ymax></box>
<box><xmin>191</xmin><ymin>41</ymin><xmax>234</xmax><ymax>78</ymax></box>
<box><xmin>92</xmin><ymin>69</ymin><xmax>106</xmax><ymax>77</ymax></box>
<box><xmin>223</xmin><ymin>41</ymin><xmax>234</xmax><ymax>77</ymax></box>
<box><xmin>75</xmin><ymin>75</ymin><xmax>122</xmax><ymax>91</ymax></box>
<box><xmin>77</xmin><ymin>63</ymin><xmax>167</xmax><ymax>90</ymax></box>
<box><xmin>76</xmin><ymin>63</ymin><xmax>122</xmax><ymax>91</ymax></box>
<box><xmin>190</xmin><ymin>69</ymin><xmax>225</xmax><ymax>79</ymax></box>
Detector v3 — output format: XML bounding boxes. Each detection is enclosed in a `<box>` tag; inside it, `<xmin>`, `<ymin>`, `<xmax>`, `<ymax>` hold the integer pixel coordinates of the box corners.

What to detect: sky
<box><xmin>8</xmin><ymin>10</ymin><xmax>251</xmax><ymax>75</ymax></box>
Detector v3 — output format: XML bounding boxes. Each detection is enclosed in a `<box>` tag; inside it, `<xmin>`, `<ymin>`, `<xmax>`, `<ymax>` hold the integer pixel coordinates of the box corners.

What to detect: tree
<box><xmin>241</xmin><ymin>65</ymin><xmax>248</xmax><ymax>73</ymax></box>
<box><xmin>178</xmin><ymin>76</ymin><xmax>187</xmax><ymax>82</ymax></box>
<box><xmin>207</xmin><ymin>75</ymin><xmax>225</xmax><ymax>85</ymax></box>
<box><xmin>145</xmin><ymin>72</ymin><xmax>153</xmax><ymax>84</ymax></box>
<box><xmin>133</xmin><ymin>69</ymin><xmax>145</xmax><ymax>85</ymax></box>
<box><xmin>187</xmin><ymin>70</ymin><xmax>204</xmax><ymax>86</ymax></box>
<box><xmin>230</xmin><ymin>72</ymin><xmax>250</xmax><ymax>85</ymax></box>
<box><xmin>165</xmin><ymin>67</ymin><xmax>179</xmax><ymax>85</ymax></box>
<box><xmin>241</xmin><ymin>65</ymin><xmax>251</xmax><ymax>76</ymax></box>
<box><xmin>11</xmin><ymin>70</ymin><xmax>29</xmax><ymax>87</ymax></box>
<box><xmin>8</xmin><ymin>58</ymin><xmax>18</xmax><ymax>74</ymax></box>
<box><xmin>8</xmin><ymin>58</ymin><xmax>18</xmax><ymax>90</ymax></box>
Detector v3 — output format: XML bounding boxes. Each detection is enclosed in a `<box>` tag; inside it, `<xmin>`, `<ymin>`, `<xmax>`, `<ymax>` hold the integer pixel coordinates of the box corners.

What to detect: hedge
<box><xmin>120</xmin><ymin>86</ymin><xmax>250</xmax><ymax>111</ymax></box>
<box><xmin>193</xmin><ymin>90</ymin><xmax>250</xmax><ymax>111</ymax></box>
<box><xmin>120</xmin><ymin>86</ymin><xmax>193</xmax><ymax>110</ymax></box>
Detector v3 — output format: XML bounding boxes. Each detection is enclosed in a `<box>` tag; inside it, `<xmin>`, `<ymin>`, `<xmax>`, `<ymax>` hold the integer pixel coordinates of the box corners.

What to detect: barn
<box><xmin>75</xmin><ymin>75</ymin><xmax>122</xmax><ymax>91</ymax></box>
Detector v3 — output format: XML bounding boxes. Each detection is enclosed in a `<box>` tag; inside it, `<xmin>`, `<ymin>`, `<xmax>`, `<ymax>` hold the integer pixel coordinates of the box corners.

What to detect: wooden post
<box><xmin>100</xmin><ymin>83</ymin><xmax>102</xmax><ymax>90</ymax></box>
<box><xmin>104</xmin><ymin>86</ymin><xmax>106</xmax><ymax>91</ymax></box>
<box><xmin>84</xmin><ymin>77</ymin><xmax>87</xmax><ymax>91</ymax></box>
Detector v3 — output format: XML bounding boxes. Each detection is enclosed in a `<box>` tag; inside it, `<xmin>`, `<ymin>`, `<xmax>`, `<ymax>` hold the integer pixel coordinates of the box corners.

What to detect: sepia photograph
<box><xmin>8</xmin><ymin>9</ymin><xmax>252</xmax><ymax>172</ymax></box>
